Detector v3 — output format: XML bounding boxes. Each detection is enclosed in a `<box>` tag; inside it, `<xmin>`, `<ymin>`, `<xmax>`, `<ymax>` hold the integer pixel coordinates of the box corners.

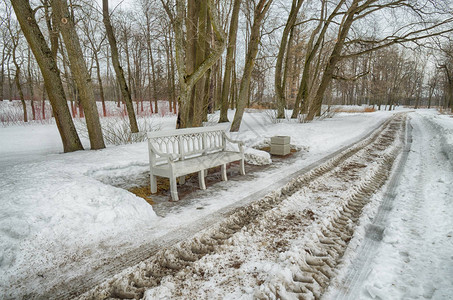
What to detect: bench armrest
<box><xmin>222</xmin><ymin>132</ymin><xmax>244</xmax><ymax>152</ymax></box>
<box><xmin>148</xmin><ymin>142</ymin><xmax>178</xmax><ymax>163</ymax></box>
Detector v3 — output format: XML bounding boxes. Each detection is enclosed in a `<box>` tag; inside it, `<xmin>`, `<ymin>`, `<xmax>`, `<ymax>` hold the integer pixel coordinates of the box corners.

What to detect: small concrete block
<box><xmin>271</xmin><ymin>136</ymin><xmax>290</xmax><ymax>145</ymax></box>
<box><xmin>271</xmin><ymin>144</ymin><xmax>290</xmax><ymax>155</ymax></box>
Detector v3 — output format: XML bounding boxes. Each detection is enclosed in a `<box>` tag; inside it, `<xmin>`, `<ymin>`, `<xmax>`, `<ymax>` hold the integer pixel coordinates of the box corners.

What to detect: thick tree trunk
<box><xmin>219</xmin><ymin>0</ymin><xmax>241</xmax><ymax>123</ymax></box>
<box><xmin>163</xmin><ymin>0</ymin><xmax>226</xmax><ymax>128</ymax></box>
<box><xmin>52</xmin><ymin>0</ymin><xmax>105</xmax><ymax>150</ymax></box>
<box><xmin>11</xmin><ymin>0</ymin><xmax>83</xmax><ymax>152</ymax></box>
<box><xmin>43</xmin><ymin>0</ymin><xmax>59</xmax><ymax>60</ymax></box>
<box><xmin>192</xmin><ymin>0</ymin><xmax>209</xmax><ymax>127</ymax></box>
<box><xmin>102</xmin><ymin>0</ymin><xmax>139</xmax><ymax>133</ymax></box>
<box><xmin>230</xmin><ymin>0</ymin><xmax>272</xmax><ymax>132</ymax></box>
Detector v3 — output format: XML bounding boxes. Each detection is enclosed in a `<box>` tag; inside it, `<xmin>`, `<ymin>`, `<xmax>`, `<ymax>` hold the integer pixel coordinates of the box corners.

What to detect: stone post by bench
<box><xmin>270</xmin><ymin>136</ymin><xmax>290</xmax><ymax>155</ymax></box>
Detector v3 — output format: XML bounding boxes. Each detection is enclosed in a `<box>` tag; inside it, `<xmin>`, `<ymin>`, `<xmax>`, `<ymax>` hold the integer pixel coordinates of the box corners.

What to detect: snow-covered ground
<box><xmin>1</xmin><ymin>105</ymin><xmax>451</xmax><ymax>299</ymax></box>
<box><xmin>326</xmin><ymin>110</ymin><xmax>453</xmax><ymax>300</ymax></box>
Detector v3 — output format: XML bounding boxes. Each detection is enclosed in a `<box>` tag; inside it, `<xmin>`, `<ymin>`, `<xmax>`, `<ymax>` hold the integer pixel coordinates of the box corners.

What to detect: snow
<box><xmin>1</xmin><ymin>104</ymin><xmax>451</xmax><ymax>299</ymax></box>
<box><xmin>325</xmin><ymin>110</ymin><xmax>453</xmax><ymax>300</ymax></box>
<box><xmin>243</xmin><ymin>147</ymin><xmax>272</xmax><ymax>165</ymax></box>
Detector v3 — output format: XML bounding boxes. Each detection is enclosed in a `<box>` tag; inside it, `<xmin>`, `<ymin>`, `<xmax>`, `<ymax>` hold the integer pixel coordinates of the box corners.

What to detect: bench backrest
<box><xmin>147</xmin><ymin>125</ymin><xmax>229</xmax><ymax>166</ymax></box>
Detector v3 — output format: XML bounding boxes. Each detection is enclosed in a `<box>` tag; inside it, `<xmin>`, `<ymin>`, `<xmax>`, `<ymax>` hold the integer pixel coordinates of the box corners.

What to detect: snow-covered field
<box><xmin>0</xmin><ymin>104</ymin><xmax>451</xmax><ymax>299</ymax></box>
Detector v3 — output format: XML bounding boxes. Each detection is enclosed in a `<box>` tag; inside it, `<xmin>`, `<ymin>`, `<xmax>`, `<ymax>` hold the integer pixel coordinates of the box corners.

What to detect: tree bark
<box><xmin>13</xmin><ymin>65</ymin><xmax>27</xmax><ymax>122</ymax></box>
<box><xmin>162</xmin><ymin>0</ymin><xmax>226</xmax><ymax>128</ymax></box>
<box><xmin>291</xmin><ymin>0</ymin><xmax>334</xmax><ymax>119</ymax></box>
<box><xmin>306</xmin><ymin>0</ymin><xmax>358</xmax><ymax>121</ymax></box>
<box><xmin>275</xmin><ymin>0</ymin><xmax>303</xmax><ymax>119</ymax></box>
<box><xmin>9</xmin><ymin>25</ymin><xmax>28</xmax><ymax>122</ymax></box>
<box><xmin>52</xmin><ymin>0</ymin><xmax>105</xmax><ymax>150</ymax></box>
<box><xmin>27</xmin><ymin>49</ymin><xmax>36</xmax><ymax>120</ymax></box>
<box><xmin>219</xmin><ymin>0</ymin><xmax>241</xmax><ymax>123</ymax></box>
<box><xmin>11</xmin><ymin>0</ymin><xmax>83</xmax><ymax>152</ymax></box>
<box><xmin>102</xmin><ymin>0</ymin><xmax>139</xmax><ymax>133</ymax></box>
<box><xmin>0</xmin><ymin>46</ymin><xmax>6</xmax><ymax>101</ymax></box>
<box><xmin>230</xmin><ymin>0</ymin><xmax>272</xmax><ymax>132</ymax></box>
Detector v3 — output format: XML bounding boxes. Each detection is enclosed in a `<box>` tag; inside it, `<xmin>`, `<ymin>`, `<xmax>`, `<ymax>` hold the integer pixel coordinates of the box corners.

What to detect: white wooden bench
<box><xmin>147</xmin><ymin>125</ymin><xmax>245</xmax><ymax>201</ymax></box>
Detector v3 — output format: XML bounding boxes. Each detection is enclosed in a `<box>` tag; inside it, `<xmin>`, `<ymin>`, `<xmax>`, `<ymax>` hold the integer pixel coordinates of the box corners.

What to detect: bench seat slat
<box><xmin>151</xmin><ymin>151</ymin><xmax>242</xmax><ymax>178</ymax></box>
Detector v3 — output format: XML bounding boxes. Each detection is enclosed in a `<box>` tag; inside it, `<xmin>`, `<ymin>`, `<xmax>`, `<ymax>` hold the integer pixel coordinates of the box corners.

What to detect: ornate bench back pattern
<box><xmin>147</xmin><ymin>126</ymin><xmax>228</xmax><ymax>166</ymax></box>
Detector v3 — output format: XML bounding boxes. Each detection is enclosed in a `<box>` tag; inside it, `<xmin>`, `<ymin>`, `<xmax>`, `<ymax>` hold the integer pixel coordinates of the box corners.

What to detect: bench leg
<box><xmin>240</xmin><ymin>159</ymin><xmax>246</xmax><ymax>175</ymax></box>
<box><xmin>221</xmin><ymin>164</ymin><xmax>228</xmax><ymax>181</ymax></box>
<box><xmin>204</xmin><ymin>169</ymin><xmax>208</xmax><ymax>177</ymax></box>
<box><xmin>150</xmin><ymin>174</ymin><xmax>157</xmax><ymax>194</ymax></box>
<box><xmin>198</xmin><ymin>170</ymin><xmax>206</xmax><ymax>190</ymax></box>
<box><xmin>179</xmin><ymin>176</ymin><xmax>185</xmax><ymax>185</ymax></box>
<box><xmin>170</xmin><ymin>176</ymin><xmax>179</xmax><ymax>201</ymax></box>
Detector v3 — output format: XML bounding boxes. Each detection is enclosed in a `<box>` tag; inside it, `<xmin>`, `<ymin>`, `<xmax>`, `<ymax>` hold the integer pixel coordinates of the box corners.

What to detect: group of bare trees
<box><xmin>1</xmin><ymin>0</ymin><xmax>452</xmax><ymax>152</ymax></box>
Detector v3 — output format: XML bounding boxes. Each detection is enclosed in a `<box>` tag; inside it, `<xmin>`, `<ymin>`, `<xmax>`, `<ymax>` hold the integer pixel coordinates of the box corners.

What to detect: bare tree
<box><xmin>275</xmin><ymin>0</ymin><xmax>304</xmax><ymax>119</ymax></box>
<box><xmin>103</xmin><ymin>0</ymin><xmax>139</xmax><ymax>133</ymax></box>
<box><xmin>11</xmin><ymin>0</ymin><xmax>83</xmax><ymax>152</ymax></box>
<box><xmin>52</xmin><ymin>0</ymin><xmax>105</xmax><ymax>150</ymax></box>
<box><xmin>8</xmin><ymin>17</ymin><xmax>27</xmax><ymax>122</ymax></box>
<box><xmin>230</xmin><ymin>0</ymin><xmax>273</xmax><ymax>132</ymax></box>
<box><xmin>161</xmin><ymin>0</ymin><xmax>227</xmax><ymax>128</ymax></box>
<box><xmin>219</xmin><ymin>0</ymin><xmax>241</xmax><ymax>123</ymax></box>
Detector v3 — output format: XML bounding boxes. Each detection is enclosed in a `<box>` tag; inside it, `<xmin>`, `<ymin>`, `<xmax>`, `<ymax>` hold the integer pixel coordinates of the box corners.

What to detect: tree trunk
<box><xmin>219</xmin><ymin>0</ymin><xmax>241</xmax><ymax>123</ymax></box>
<box><xmin>7</xmin><ymin>54</ymin><xmax>12</xmax><ymax>101</ymax></box>
<box><xmin>163</xmin><ymin>0</ymin><xmax>226</xmax><ymax>128</ymax></box>
<box><xmin>11</xmin><ymin>0</ymin><xmax>83</xmax><ymax>152</ymax></box>
<box><xmin>230</xmin><ymin>0</ymin><xmax>272</xmax><ymax>132</ymax></box>
<box><xmin>10</xmin><ymin>28</ymin><xmax>28</xmax><ymax>122</ymax></box>
<box><xmin>291</xmin><ymin>0</ymin><xmax>337</xmax><ymax>119</ymax></box>
<box><xmin>43</xmin><ymin>0</ymin><xmax>59</xmax><ymax>60</ymax></box>
<box><xmin>0</xmin><ymin>47</ymin><xmax>6</xmax><ymax>101</ymax></box>
<box><xmin>52</xmin><ymin>0</ymin><xmax>105</xmax><ymax>150</ymax></box>
<box><xmin>192</xmin><ymin>0</ymin><xmax>209</xmax><ymax>127</ymax></box>
<box><xmin>102</xmin><ymin>0</ymin><xmax>139</xmax><ymax>133</ymax></box>
<box><xmin>275</xmin><ymin>0</ymin><xmax>303</xmax><ymax>119</ymax></box>
<box><xmin>169</xmin><ymin>35</ymin><xmax>177</xmax><ymax>114</ymax></box>
<box><xmin>14</xmin><ymin>67</ymin><xmax>28</xmax><ymax>122</ymax></box>
<box><xmin>149</xmin><ymin>48</ymin><xmax>159</xmax><ymax>114</ymax></box>
<box><xmin>306</xmin><ymin>0</ymin><xmax>358</xmax><ymax>121</ymax></box>
<box><xmin>94</xmin><ymin>51</ymin><xmax>106</xmax><ymax>117</ymax></box>
<box><xmin>27</xmin><ymin>49</ymin><xmax>36</xmax><ymax>120</ymax></box>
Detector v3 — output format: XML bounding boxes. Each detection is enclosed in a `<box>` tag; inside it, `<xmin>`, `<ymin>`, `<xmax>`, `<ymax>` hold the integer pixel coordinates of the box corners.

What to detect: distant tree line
<box><xmin>1</xmin><ymin>0</ymin><xmax>452</xmax><ymax>151</ymax></box>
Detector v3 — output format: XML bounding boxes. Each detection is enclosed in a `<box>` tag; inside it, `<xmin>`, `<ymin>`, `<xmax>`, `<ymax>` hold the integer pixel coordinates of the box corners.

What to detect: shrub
<box><xmin>76</xmin><ymin>115</ymin><xmax>161</xmax><ymax>145</ymax></box>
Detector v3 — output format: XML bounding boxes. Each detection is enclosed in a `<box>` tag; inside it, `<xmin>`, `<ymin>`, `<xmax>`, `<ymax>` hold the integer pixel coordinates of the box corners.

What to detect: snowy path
<box><xmin>327</xmin><ymin>112</ymin><xmax>453</xmax><ymax>299</ymax></box>
<box><xmin>79</xmin><ymin>114</ymin><xmax>407</xmax><ymax>299</ymax></box>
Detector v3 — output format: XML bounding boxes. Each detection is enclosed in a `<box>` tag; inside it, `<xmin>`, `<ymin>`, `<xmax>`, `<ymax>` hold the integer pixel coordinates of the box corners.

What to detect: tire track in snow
<box><xmin>327</xmin><ymin>115</ymin><xmax>412</xmax><ymax>300</ymax></box>
<box><xmin>76</xmin><ymin>114</ymin><xmax>407</xmax><ymax>300</ymax></box>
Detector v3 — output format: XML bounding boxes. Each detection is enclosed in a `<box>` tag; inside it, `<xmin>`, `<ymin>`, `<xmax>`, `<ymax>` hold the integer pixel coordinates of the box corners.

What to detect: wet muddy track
<box><xmin>76</xmin><ymin>113</ymin><xmax>407</xmax><ymax>300</ymax></box>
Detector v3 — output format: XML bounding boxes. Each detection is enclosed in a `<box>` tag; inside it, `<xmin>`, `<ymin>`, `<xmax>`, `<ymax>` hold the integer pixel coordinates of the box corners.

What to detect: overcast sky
<box><xmin>94</xmin><ymin>0</ymin><xmax>134</xmax><ymax>10</ymax></box>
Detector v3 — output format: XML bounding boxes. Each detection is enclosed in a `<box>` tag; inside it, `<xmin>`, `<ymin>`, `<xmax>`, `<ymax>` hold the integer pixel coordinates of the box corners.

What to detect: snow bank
<box><xmin>244</xmin><ymin>147</ymin><xmax>272</xmax><ymax>165</ymax></box>
<box><xmin>426</xmin><ymin>112</ymin><xmax>453</xmax><ymax>164</ymax></box>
